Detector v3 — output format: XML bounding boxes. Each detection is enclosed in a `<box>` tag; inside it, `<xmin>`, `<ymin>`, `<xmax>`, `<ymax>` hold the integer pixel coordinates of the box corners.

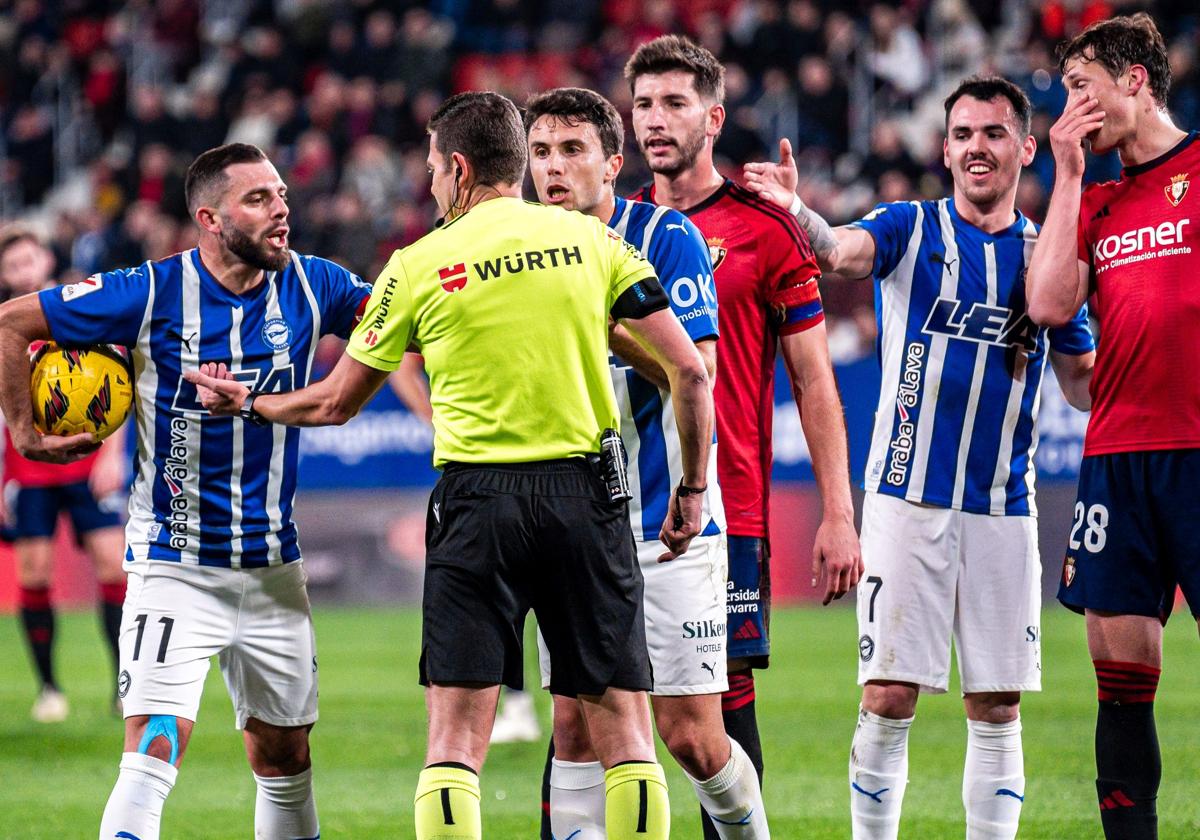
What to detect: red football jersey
<box><xmin>636</xmin><ymin>179</ymin><xmax>825</xmax><ymax>536</ymax></box>
<box><xmin>1076</xmin><ymin>130</ymin><xmax>1200</xmax><ymax>456</ymax></box>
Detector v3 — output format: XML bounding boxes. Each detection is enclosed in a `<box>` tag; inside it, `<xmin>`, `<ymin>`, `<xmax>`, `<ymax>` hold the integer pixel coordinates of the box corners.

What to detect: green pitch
<box><xmin>2</xmin><ymin>605</ymin><xmax>1199</xmax><ymax>838</ymax></box>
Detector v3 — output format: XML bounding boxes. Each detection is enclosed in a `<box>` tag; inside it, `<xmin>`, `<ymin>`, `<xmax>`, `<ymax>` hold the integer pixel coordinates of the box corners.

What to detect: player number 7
<box><xmin>866</xmin><ymin>576</ymin><xmax>883</xmax><ymax>623</ymax></box>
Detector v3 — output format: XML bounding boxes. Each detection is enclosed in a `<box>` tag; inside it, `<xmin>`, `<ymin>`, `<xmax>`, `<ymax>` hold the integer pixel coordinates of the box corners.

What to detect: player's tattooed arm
<box><xmin>0</xmin><ymin>295</ymin><xmax>99</xmax><ymax>462</ymax></box>
<box><xmin>743</xmin><ymin>139</ymin><xmax>875</xmax><ymax>278</ymax></box>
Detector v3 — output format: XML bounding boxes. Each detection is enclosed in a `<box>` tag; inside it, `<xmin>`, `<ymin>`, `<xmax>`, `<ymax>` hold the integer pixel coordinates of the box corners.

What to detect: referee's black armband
<box><xmin>611</xmin><ymin>278</ymin><xmax>669</xmax><ymax>320</ymax></box>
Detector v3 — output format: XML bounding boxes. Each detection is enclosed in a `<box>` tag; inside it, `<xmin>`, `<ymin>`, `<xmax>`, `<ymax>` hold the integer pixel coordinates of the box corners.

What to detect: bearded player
<box><xmin>624</xmin><ymin>36</ymin><xmax>862</xmax><ymax>835</ymax></box>
<box><xmin>1027</xmin><ymin>14</ymin><xmax>1200</xmax><ymax>839</ymax></box>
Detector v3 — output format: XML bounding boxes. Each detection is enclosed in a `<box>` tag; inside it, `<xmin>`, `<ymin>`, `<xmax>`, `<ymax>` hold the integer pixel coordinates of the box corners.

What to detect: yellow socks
<box><xmin>414</xmin><ymin>765</ymin><xmax>481</xmax><ymax>840</ymax></box>
<box><xmin>605</xmin><ymin>761</ymin><xmax>670</xmax><ymax>839</ymax></box>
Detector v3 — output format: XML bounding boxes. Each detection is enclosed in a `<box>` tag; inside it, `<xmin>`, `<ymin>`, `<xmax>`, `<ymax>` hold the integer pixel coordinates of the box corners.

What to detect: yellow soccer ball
<box><xmin>30</xmin><ymin>343</ymin><xmax>134</xmax><ymax>440</ymax></box>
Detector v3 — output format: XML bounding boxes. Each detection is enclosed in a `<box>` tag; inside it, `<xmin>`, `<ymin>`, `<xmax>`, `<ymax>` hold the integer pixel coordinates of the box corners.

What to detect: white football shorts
<box><xmin>117</xmin><ymin>560</ymin><xmax>319</xmax><ymax>728</ymax></box>
<box><xmin>856</xmin><ymin>492</ymin><xmax>1042</xmax><ymax>694</ymax></box>
<box><xmin>541</xmin><ymin>533</ymin><xmax>729</xmax><ymax>696</ymax></box>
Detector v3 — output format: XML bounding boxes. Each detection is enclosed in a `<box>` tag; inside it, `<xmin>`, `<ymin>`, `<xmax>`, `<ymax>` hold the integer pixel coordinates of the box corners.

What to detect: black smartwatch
<box><xmin>676</xmin><ymin>483</ymin><xmax>707</xmax><ymax>498</ymax></box>
<box><xmin>239</xmin><ymin>391</ymin><xmax>270</xmax><ymax>427</ymax></box>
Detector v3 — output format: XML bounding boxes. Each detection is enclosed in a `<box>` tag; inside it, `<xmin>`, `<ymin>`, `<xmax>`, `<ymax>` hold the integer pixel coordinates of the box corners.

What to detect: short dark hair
<box><xmin>943</xmin><ymin>76</ymin><xmax>1033</xmax><ymax>136</ymax></box>
<box><xmin>184</xmin><ymin>143</ymin><xmax>268</xmax><ymax>214</ymax></box>
<box><xmin>1057</xmin><ymin>12</ymin><xmax>1172</xmax><ymax>107</ymax></box>
<box><xmin>624</xmin><ymin>35</ymin><xmax>725</xmax><ymax>104</ymax></box>
<box><xmin>523</xmin><ymin>87</ymin><xmax>625</xmax><ymax>158</ymax></box>
<box><xmin>427</xmin><ymin>91</ymin><xmax>527</xmax><ymax>186</ymax></box>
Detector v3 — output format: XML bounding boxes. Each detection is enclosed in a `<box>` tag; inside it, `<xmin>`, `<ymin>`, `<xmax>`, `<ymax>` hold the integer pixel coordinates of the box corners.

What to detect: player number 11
<box><xmin>131</xmin><ymin>614</ymin><xmax>175</xmax><ymax>664</ymax></box>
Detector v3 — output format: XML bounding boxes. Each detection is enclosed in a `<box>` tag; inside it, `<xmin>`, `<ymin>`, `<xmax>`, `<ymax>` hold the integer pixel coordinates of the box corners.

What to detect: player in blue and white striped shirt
<box><xmin>745</xmin><ymin>78</ymin><xmax>1095</xmax><ymax>840</ymax></box>
<box><xmin>0</xmin><ymin>143</ymin><xmax>370</xmax><ymax>840</ymax></box>
<box><xmin>526</xmin><ymin>88</ymin><xmax>768</xmax><ymax>840</ymax></box>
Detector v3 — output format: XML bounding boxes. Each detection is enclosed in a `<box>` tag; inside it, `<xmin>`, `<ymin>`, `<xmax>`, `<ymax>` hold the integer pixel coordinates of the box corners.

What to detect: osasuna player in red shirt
<box><xmin>625</xmin><ymin>36</ymin><xmax>862</xmax><ymax>834</ymax></box>
<box><xmin>0</xmin><ymin>228</ymin><xmax>128</xmax><ymax>724</ymax></box>
<box><xmin>1027</xmin><ymin>14</ymin><xmax>1199</xmax><ymax>839</ymax></box>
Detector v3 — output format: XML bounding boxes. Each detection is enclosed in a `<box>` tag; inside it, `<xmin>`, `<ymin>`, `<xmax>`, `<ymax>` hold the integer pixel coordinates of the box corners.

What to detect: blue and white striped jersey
<box><xmin>608</xmin><ymin>195</ymin><xmax>725</xmax><ymax>541</ymax></box>
<box><xmin>40</xmin><ymin>249</ymin><xmax>371</xmax><ymax>567</ymax></box>
<box><xmin>855</xmin><ymin>198</ymin><xmax>1094</xmax><ymax>516</ymax></box>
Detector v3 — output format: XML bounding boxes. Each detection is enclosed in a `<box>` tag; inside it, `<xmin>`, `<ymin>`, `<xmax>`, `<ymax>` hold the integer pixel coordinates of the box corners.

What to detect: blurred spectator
<box><xmin>868</xmin><ymin>4</ymin><xmax>929</xmax><ymax>109</ymax></box>
<box><xmin>860</xmin><ymin>120</ymin><xmax>926</xmax><ymax>194</ymax></box>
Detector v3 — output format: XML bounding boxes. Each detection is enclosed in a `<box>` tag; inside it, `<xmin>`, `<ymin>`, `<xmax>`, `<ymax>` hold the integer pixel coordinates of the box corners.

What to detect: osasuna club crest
<box><xmin>1165</xmin><ymin>172</ymin><xmax>1189</xmax><ymax>207</ymax></box>
<box><xmin>1062</xmin><ymin>555</ymin><xmax>1077</xmax><ymax>587</ymax></box>
<box><xmin>707</xmin><ymin>238</ymin><xmax>728</xmax><ymax>272</ymax></box>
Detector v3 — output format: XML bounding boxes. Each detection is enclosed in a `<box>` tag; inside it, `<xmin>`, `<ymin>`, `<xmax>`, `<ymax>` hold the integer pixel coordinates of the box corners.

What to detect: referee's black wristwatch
<box><xmin>676</xmin><ymin>482</ymin><xmax>707</xmax><ymax>498</ymax></box>
<box><xmin>239</xmin><ymin>391</ymin><xmax>270</xmax><ymax>427</ymax></box>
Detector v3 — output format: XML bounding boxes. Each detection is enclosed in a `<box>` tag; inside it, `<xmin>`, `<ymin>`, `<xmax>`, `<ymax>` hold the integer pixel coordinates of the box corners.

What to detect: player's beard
<box><xmin>644</xmin><ymin>123</ymin><xmax>708</xmax><ymax>176</ymax></box>
<box><xmin>222</xmin><ymin>224</ymin><xmax>290</xmax><ymax>272</ymax></box>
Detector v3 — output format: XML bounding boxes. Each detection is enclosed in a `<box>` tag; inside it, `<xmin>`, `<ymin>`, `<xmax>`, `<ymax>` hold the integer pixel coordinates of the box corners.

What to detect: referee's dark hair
<box><xmin>624</xmin><ymin>35</ymin><xmax>726</xmax><ymax>105</ymax></box>
<box><xmin>524</xmin><ymin>88</ymin><xmax>625</xmax><ymax>159</ymax></box>
<box><xmin>1057</xmin><ymin>12</ymin><xmax>1172</xmax><ymax>107</ymax></box>
<box><xmin>943</xmin><ymin>76</ymin><xmax>1033</xmax><ymax>137</ymax></box>
<box><xmin>185</xmin><ymin>143</ymin><xmax>268</xmax><ymax>214</ymax></box>
<box><xmin>428</xmin><ymin>91</ymin><xmax>527</xmax><ymax>187</ymax></box>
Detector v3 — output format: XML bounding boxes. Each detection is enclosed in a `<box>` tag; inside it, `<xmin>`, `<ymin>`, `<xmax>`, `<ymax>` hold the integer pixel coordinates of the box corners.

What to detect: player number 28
<box><xmin>1068</xmin><ymin>502</ymin><xmax>1109</xmax><ymax>553</ymax></box>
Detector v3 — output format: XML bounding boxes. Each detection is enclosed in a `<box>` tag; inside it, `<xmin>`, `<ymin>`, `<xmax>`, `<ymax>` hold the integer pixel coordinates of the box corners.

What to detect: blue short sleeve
<box><xmin>646</xmin><ymin>212</ymin><xmax>718</xmax><ymax>343</ymax></box>
<box><xmin>299</xmin><ymin>256</ymin><xmax>373</xmax><ymax>339</ymax></box>
<box><xmin>39</xmin><ymin>266</ymin><xmax>150</xmax><ymax>347</ymax></box>
<box><xmin>1049</xmin><ymin>303</ymin><xmax>1095</xmax><ymax>355</ymax></box>
<box><xmin>850</xmin><ymin>202</ymin><xmax>919</xmax><ymax>280</ymax></box>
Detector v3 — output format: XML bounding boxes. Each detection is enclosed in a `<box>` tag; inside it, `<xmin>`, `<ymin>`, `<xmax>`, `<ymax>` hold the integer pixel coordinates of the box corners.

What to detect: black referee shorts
<box><xmin>419</xmin><ymin>458</ymin><xmax>652</xmax><ymax>698</ymax></box>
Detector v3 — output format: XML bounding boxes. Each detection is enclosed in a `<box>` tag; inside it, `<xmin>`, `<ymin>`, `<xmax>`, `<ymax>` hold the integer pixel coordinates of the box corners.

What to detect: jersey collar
<box><xmin>947</xmin><ymin>197</ymin><xmax>1027</xmax><ymax>239</ymax></box>
<box><xmin>1122</xmin><ymin>129</ymin><xmax>1199</xmax><ymax>179</ymax></box>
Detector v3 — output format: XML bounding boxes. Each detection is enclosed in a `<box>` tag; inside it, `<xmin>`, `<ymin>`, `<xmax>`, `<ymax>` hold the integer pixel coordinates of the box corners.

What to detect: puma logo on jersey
<box><xmin>167</xmin><ymin>329</ymin><xmax>198</xmax><ymax>352</ymax></box>
<box><xmin>665</xmin><ymin>223</ymin><xmax>689</xmax><ymax>235</ymax></box>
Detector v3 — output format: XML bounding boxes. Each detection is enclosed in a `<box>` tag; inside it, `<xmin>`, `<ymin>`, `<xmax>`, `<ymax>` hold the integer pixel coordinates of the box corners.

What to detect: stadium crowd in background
<box><xmin>3</xmin><ymin>0</ymin><xmax>1198</xmax><ymax>362</ymax></box>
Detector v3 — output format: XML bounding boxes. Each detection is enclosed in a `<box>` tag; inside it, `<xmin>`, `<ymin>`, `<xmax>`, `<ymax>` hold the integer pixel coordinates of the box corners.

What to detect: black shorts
<box><xmin>726</xmin><ymin>536</ymin><xmax>771</xmax><ymax>668</ymax></box>
<box><xmin>1059</xmin><ymin>450</ymin><xmax>1200</xmax><ymax>621</ymax></box>
<box><xmin>419</xmin><ymin>459</ymin><xmax>652</xmax><ymax>697</ymax></box>
<box><xmin>1</xmin><ymin>480</ymin><xmax>121</xmax><ymax>542</ymax></box>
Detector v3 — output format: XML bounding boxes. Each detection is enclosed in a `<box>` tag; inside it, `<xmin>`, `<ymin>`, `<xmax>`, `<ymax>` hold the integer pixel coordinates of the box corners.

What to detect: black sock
<box><xmin>540</xmin><ymin>735</ymin><xmax>555</xmax><ymax>840</ymax></box>
<box><xmin>19</xmin><ymin>590</ymin><xmax>56</xmax><ymax>690</ymax></box>
<box><xmin>701</xmin><ymin>669</ymin><xmax>762</xmax><ymax>839</ymax></box>
<box><xmin>1097</xmin><ymin>700</ymin><xmax>1160</xmax><ymax>839</ymax></box>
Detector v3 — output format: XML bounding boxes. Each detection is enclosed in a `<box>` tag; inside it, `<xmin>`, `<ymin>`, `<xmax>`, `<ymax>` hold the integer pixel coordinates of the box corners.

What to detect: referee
<box><xmin>186</xmin><ymin>91</ymin><xmax>713</xmax><ymax>840</ymax></box>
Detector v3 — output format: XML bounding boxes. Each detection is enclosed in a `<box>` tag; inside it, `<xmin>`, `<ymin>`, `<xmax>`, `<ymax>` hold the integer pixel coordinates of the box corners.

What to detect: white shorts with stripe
<box><xmin>118</xmin><ymin>560</ymin><xmax>318</xmax><ymax>728</ymax></box>
<box><xmin>857</xmin><ymin>492</ymin><xmax>1042</xmax><ymax>694</ymax></box>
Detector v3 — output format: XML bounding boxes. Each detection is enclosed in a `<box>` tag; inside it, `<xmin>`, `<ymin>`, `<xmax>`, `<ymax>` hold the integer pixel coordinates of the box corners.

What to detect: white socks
<box><xmin>254</xmin><ymin>767</ymin><xmax>319</xmax><ymax>840</ymax></box>
<box><xmin>549</xmin><ymin>758</ymin><xmax>606</xmax><ymax>840</ymax></box>
<box><xmin>849</xmin><ymin>707</ymin><xmax>912</xmax><ymax>840</ymax></box>
<box><xmin>963</xmin><ymin>718</ymin><xmax>1024</xmax><ymax>840</ymax></box>
<box><xmin>98</xmin><ymin>752</ymin><xmax>178</xmax><ymax>840</ymax></box>
<box><xmin>687</xmin><ymin>736</ymin><xmax>770</xmax><ymax>838</ymax></box>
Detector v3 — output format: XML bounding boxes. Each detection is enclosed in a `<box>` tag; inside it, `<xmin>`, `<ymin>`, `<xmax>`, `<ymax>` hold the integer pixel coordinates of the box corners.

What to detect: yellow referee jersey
<box><xmin>347</xmin><ymin>196</ymin><xmax>657</xmax><ymax>467</ymax></box>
